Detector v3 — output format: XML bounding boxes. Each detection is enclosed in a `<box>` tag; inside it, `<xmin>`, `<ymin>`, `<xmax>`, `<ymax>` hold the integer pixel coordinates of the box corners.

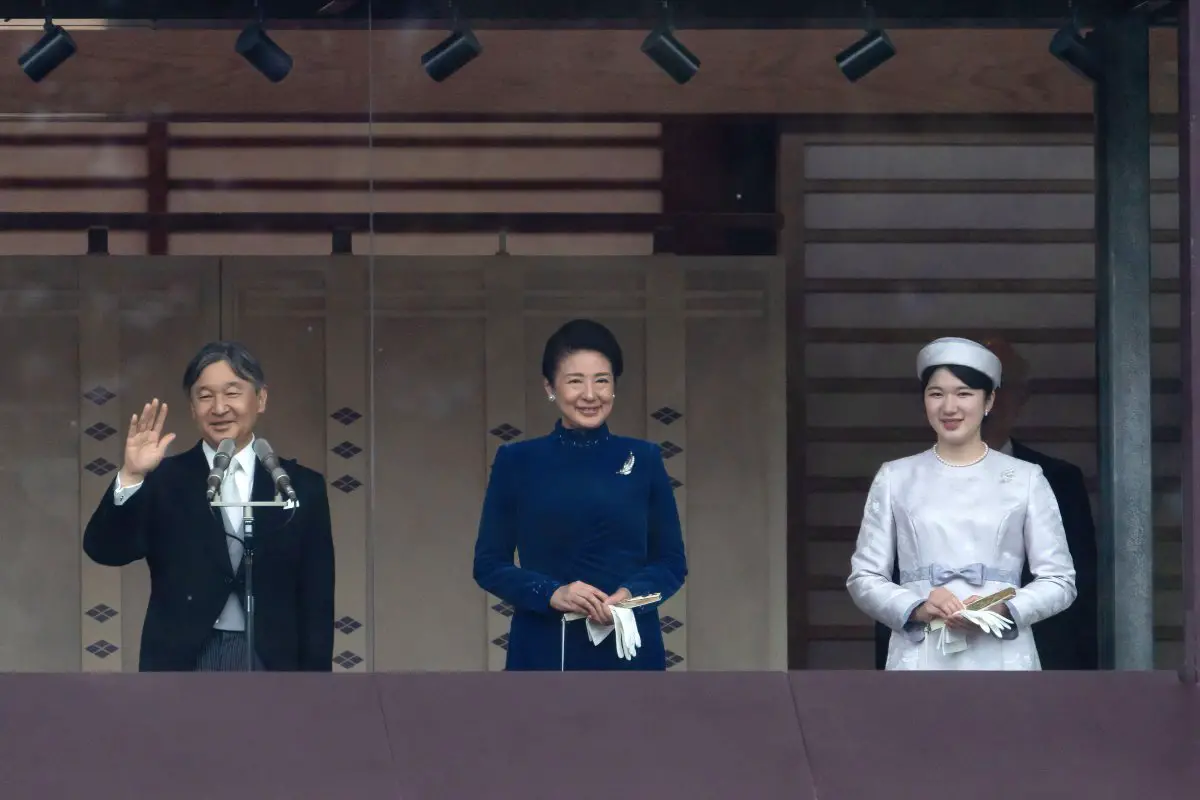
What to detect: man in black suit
<box><xmin>874</xmin><ymin>338</ymin><xmax>1098</xmax><ymax>670</ymax></box>
<box><xmin>84</xmin><ymin>341</ymin><xmax>335</xmax><ymax>672</ymax></box>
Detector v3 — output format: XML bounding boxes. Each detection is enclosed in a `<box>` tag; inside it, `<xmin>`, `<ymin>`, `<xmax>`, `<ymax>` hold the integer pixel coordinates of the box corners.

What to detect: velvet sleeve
<box><xmin>472</xmin><ymin>444</ymin><xmax>563</xmax><ymax>613</ymax></box>
<box><xmin>619</xmin><ymin>446</ymin><xmax>688</xmax><ymax>602</ymax></box>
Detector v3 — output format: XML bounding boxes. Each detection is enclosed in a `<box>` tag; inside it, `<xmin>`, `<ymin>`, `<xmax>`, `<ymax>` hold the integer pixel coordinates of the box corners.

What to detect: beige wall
<box><xmin>779</xmin><ymin>131</ymin><xmax>1183</xmax><ymax>669</ymax></box>
<box><xmin>0</xmin><ymin>255</ymin><xmax>788</xmax><ymax>674</ymax></box>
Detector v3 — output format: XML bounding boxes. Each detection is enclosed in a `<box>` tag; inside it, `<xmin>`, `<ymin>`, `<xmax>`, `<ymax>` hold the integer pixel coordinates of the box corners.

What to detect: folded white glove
<box><xmin>584</xmin><ymin>607</ymin><xmax>640</xmax><ymax>660</ymax></box>
<box><xmin>933</xmin><ymin>608</ymin><xmax>1013</xmax><ymax>656</ymax></box>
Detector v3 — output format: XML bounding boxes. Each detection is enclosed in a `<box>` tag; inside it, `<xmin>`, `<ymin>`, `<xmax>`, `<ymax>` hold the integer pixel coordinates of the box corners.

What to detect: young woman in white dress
<box><xmin>847</xmin><ymin>337</ymin><xmax>1077</xmax><ymax>670</ymax></box>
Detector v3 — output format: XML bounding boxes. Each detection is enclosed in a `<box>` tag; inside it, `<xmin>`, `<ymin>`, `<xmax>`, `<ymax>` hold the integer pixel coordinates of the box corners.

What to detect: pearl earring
<box><xmin>548</xmin><ymin>393</ymin><xmax>556</xmax><ymax>402</ymax></box>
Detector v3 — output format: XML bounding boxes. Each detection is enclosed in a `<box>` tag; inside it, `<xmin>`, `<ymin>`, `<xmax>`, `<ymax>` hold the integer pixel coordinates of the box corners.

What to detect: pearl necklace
<box><xmin>932</xmin><ymin>442</ymin><xmax>989</xmax><ymax>467</ymax></box>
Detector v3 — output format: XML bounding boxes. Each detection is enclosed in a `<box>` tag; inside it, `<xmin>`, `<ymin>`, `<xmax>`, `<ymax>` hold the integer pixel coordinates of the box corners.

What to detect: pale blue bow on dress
<box><xmin>930</xmin><ymin>562</ymin><xmax>986</xmax><ymax>586</ymax></box>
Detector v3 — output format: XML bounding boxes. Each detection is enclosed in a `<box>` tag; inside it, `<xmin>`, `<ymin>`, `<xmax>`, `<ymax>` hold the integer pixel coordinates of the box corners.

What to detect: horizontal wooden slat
<box><xmin>0</xmin><ymin>134</ymin><xmax>146</xmax><ymax>147</ymax></box>
<box><xmin>805</xmin><ymin>378</ymin><xmax>1182</xmax><ymax>394</ymax></box>
<box><xmin>0</xmin><ymin>191</ymin><xmax>145</xmax><ymax>213</ymax></box>
<box><xmin>806</xmin><ymin>426</ymin><xmax>1180</xmax><ymax>444</ymax></box>
<box><xmin>807</xmin><ymin>327</ymin><xmax>1180</xmax><ymax>344</ymax></box>
<box><xmin>806</xmin><ymin>230</ymin><xmax>1180</xmax><ymax>244</ymax></box>
<box><xmin>804</xmin><ymin>278</ymin><xmax>1180</xmax><ymax>294</ymax></box>
<box><xmin>805</xmin><ymin>242</ymin><xmax>1181</xmax><ymax>280</ymax></box>
<box><xmin>807</xmin><ymin>292</ymin><xmax>1179</xmax><ymax>329</ymax></box>
<box><xmin>0</xmin><ymin>212</ymin><xmax>781</xmax><ymax>233</ymax></box>
<box><xmin>0</xmin><ymin>146</ymin><xmax>147</xmax><ymax>178</ymax></box>
<box><xmin>0</xmin><ymin>178</ymin><xmax>146</xmax><ymax>190</ymax></box>
<box><xmin>168</xmin><ymin>146</ymin><xmax>663</xmax><ymax>181</ymax></box>
<box><xmin>168</xmin><ymin>190</ymin><xmax>662</xmax><ymax>215</ymax></box>
<box><xmin>803</xmin><ymin>144</ymin><xmax>1180</xmax><ymax>181</ymax></box>
<box><xmin>170</xmin><ymin>232</ymin><xmax>656</xmax><ymax>257</ymax></box>
<box><xmin>804</xmin><ymin>526</ymin><xmax>1187</xmax><ymax>543</ymax></box>
<box><xmin>804</xmin><ymin>179</ymin><xmax>1179</xmax><ymax>194</ymax></box>
<box><xmin>0</xmin><ymin>231</ymin><xmax>145</xmax><ymax>255</ymax></box>
<box><xmin>806</xmin><ymin>193</ymin><xmax>1178</xmax><ymax>231</ymax></box>
<box><xmin>168</xmin><ymin>136</ymin><xmax>661</xmax><ymax>149</ymax></box>
<box><xmin>167</xmin><ymin>122</ymin><xmax>663</xmax><ymax>138</ymax></box>
<box><xmin>167</xmin><ymin>179</ymin><xmax>660</xmax><ymax>192</ymax></box>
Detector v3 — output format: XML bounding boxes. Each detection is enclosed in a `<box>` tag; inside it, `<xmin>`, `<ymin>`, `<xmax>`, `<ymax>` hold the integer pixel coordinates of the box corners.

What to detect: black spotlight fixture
<box><xmin>422</xmin><ymin>29</ymin><xmax>483</xmax><ymax>82</ymax></box>
<box><xmin>835</xmin><ymin>29</ymin><xmax>896</xmax><ymax>83</ymax></box>
<box><xmin>236</xmin><ymin>23</ymin><xmax>293</xmax><ymax>83</ymax></box>
<box><xmin>1049</xmin><ymin>25</ymin><xmax>1101</xmax><ymax>83</ymax></box>
<box><xmin>18</xmin><ymin>19</ymin><xmax>76</xmax><ymax>83</ymax></box>
<box><xmin>642</xmin><ymin>27</ymin><xmax>700</xmax><ymax>85</ymax></box>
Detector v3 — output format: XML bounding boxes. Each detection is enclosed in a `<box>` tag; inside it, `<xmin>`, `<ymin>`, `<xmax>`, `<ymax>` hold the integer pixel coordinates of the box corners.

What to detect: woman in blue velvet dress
<box><xmin>472</xmin><ymin>319</ymin><xmax>688</xmax><ymax>670</ymax></box>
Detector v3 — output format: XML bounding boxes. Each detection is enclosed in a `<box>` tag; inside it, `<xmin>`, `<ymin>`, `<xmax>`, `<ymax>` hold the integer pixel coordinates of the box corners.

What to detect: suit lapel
<box><xmin>177</xmin><ymin>443</ymin><xmax>240</xmax><ymax>577</ymax></box>
<box><xmin>231</xmin><ymin>458</ymin><xmax>283</xmax><ymax>580</ymax></box>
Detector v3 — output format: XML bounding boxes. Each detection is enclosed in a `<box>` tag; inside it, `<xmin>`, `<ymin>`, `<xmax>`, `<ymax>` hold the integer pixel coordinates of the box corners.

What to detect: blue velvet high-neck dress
<box><xmin>473</xmin><ymin>420</ymin><xmax>688</xmax><ymax>670</ymax></box>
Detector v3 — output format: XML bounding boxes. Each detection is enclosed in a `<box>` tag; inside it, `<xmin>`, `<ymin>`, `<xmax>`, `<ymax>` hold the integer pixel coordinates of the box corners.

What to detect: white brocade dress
<box><xmin>847</xmin><ymin>449</ymin><xmax>1077</xmax><ymax>670</ymax></box>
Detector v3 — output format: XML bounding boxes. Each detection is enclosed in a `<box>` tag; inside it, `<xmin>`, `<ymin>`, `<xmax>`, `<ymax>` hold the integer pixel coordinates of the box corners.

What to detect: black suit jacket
<box><xmin>83</xmin><ymin>441</ymin><xmax>335</xmax><ymax>672</ymax></box>
<box><xmin>873</xmin><ymin>440</ymin><xmax>1099</xmax><ymax>670</ymax></box>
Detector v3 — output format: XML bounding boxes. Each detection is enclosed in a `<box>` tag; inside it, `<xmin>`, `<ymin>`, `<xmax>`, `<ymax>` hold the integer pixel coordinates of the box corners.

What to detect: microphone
<box><xmin>252</xmin><ymin>438</ymin><xmax>297</xmax><ymax>502</ymax></box>
<box><xmin>205</xmin><ymin>438</ymin><xmax>237</xmax><ymax>501</ymax></box>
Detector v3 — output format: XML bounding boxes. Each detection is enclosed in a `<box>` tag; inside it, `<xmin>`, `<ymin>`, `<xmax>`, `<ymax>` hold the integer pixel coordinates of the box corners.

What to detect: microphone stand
<box><xmin>210</xmin><ymin>492</ymin><xmax>291</xmax><ymax>672</ymax></box>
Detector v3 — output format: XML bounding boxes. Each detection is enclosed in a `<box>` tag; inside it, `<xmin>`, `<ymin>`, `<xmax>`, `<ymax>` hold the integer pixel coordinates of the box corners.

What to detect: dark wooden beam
<box><xmin>0</xmin><ymin>211</ymin><xmax>782</xmax><ymax>234</ymax></box>
<box><xmin>0</xmin><ymin>29</ymin><xmax>1179</xmax><ymax>117</ymax></box>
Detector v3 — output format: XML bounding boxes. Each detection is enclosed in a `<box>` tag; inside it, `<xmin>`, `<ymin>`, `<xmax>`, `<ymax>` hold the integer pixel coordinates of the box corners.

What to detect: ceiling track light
<box><xmin>422</xmin><ymin>1</ymin><xmax>482</xmax><ymax>82</ymax></box>
<box><xmin>1049</xmin><ymin>24</ymin><xmax>1101</xmax><ymax>83</ymax></box>
<box><xmin>18</xmin><ymin>16</ymin><xmax>76</xmax><ymax>82</ymax></box>
<box><xmin>642</xmin><ymin>1</ymin><xmax>699</xmax><ymax>85</ymax></box>
<box><xmin>835</xmin><ymin>3</ymin><xmax>894</xmax><ymax>83</ymax></box>
<box><xmin>236</xmin><ymin>1</ymin><xmax>292</xmax><ymax>83</ymax></box>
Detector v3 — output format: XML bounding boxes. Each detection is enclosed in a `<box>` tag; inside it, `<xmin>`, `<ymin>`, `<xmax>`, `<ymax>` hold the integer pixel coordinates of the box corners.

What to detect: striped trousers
<box><xmin>194</xmin><ymin>629</ymin><xmax>265</xmax><ymax>671</ymax></box>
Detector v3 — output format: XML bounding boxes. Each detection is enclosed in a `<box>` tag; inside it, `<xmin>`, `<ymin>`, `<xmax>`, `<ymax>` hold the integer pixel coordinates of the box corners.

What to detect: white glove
<box><xmin>957</xmin><ymin>608</ymin><xmax>1013</xmax><ymax>638</ymax></box>
<box><xmin>612</xmin><ymin>607</ymin><xmax>639</xmax><ymax>660</ymax></box>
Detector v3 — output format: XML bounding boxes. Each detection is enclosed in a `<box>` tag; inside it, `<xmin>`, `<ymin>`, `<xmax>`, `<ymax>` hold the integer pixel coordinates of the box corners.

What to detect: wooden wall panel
<box><xmin>220</xmin><ymin>258</ymin><xmax>371</xmax><ymax>673</ymax></box>
<box><xmin>781</xmin><ymin>132</ymin><xmax>1184</xmax><ymax>669</ymax></box>
<box><xmin>0</xmin><ymin>29</ymin><xmax>1179</xmax><ymax>116</ymax></box>
<box><xmin>0</xmin><ymin>259</ymin><xmax>80</xmax><ymax>671</ymax></box>
<box><xmin>0</xmin><ymin>121</ymin><xmax>661</xmax><ymax>257</ymax></box>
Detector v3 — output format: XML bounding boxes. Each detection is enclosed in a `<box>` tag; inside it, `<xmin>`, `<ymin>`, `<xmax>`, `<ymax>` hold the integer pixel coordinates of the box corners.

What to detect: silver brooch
<box><xmin>1000</xmin><ymin>469</ymin><xmax>1015</xmax><ymax>483</ymax></box>
<box><xmin>617</xmin><ymin>452</ymin><xmax>635</xmax><ymax>475</ymax></box>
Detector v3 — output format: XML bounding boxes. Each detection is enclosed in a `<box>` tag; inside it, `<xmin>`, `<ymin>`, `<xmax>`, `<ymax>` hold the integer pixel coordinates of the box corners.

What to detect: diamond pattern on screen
<box><xmin>331</xmin><ymin>475</ymin><xmax>362</xmax><ymax>493</ymax></box>
<box><xmin>334</xmin><ymin>616</ymin><xmax>362</xmax><ymax>634</ymax></box>
<box><xmin>332</xmin><ymin>441</ymin><xmax>363</xmax><ymax>459</ymax></box>
<box><xmin>85</xmin><ymin>458</ymin><xmax>118</xmax><ymax>476</ymax></box>
<box><xmin>84</xmin><ymin>386</ymin><xmax>116</xmax><ymax>406</ymax></box>
<box><xmin>85</xmin><ymin>422</ymin><xmax>118</xmax><ymax>441</ymax></box>
<box><xmin>651</xmin><ymin>407</ymin><xmax>681</xmax><ymax>425</ymax></box>
<box><xmin>489</xmin><ymin>424</ymin><xmax>522</xmax><ymax>442</ymax></box>
<box><xmin>492</xmin><ymin>633</ymin><xmax>510</xmax><ymax>651</ymax></box>
<box><xmin>665</xmin><ymin>650</ymin><xmax>684</xmax><ymax>668</ymax></box>
<box><xmin>333</xmin><ymin>650</ymin><xmax>363</xmax><ymax>669</ymax></box>
<box><xmin>85</xmin><ymin>604</ymin><xmax>118</xmax><ymax>623</ymax></box>
<box><xmin>660</xmin><ymin>615</ymin><xmax>683</xmax><ymax>634</ymax></box>
<box><xmin>86</xmin><ymin>640</ymin><xmax>119</xmax><ymax>659</ymax></box>
<box><xmin>331</xmin><ymin>407</ymin><xmax>362</xmax><ymax>425</ymax></box>
<box><xmin>659</xmin><ymin>441</ymin><xmax>683</xmax><ymax>459</ymax></box>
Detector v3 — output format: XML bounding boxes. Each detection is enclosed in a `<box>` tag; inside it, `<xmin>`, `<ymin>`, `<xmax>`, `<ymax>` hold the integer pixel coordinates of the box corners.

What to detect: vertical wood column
<box><xmin>1178</xmin><ymin>4</ymin><xmax>1200</xmax><ymax>686</ymax></box>
<box><xmin>646</xmin><ymin>259</ymin><xmax>688</xmax><ymax>669</ymax></box>
<box><xmin>777</xmin><ymin>133</ymin><xmax>809</xmax><ymax>668</ymax></box>
<box><xmin>764</xmin><ymin>257</ymin><xmax>789</xmax><ymax>671</ymax></box>
<box><xmin>145</xmin><ymin>121</ymin><xmax>169</xmax><ymax>256</ymax></box>
<box><xmin>326</xmin><ymin>257</ymin><xmax>370</xmax><ymax>672</ymax></box>
<box><xmin>1094</xmin><ymin>13</ymin><xmax>1155</xmax><ymax>670</ymax></box>
<box><xmin>78</xmin><ymin>260</ymin><xmax>125</xmax><ymax>671</ymax></box>
<box><xmin>484</xmin><ymin>262</ymin><xmax>527</xmax><ymax>671</ymax></box>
